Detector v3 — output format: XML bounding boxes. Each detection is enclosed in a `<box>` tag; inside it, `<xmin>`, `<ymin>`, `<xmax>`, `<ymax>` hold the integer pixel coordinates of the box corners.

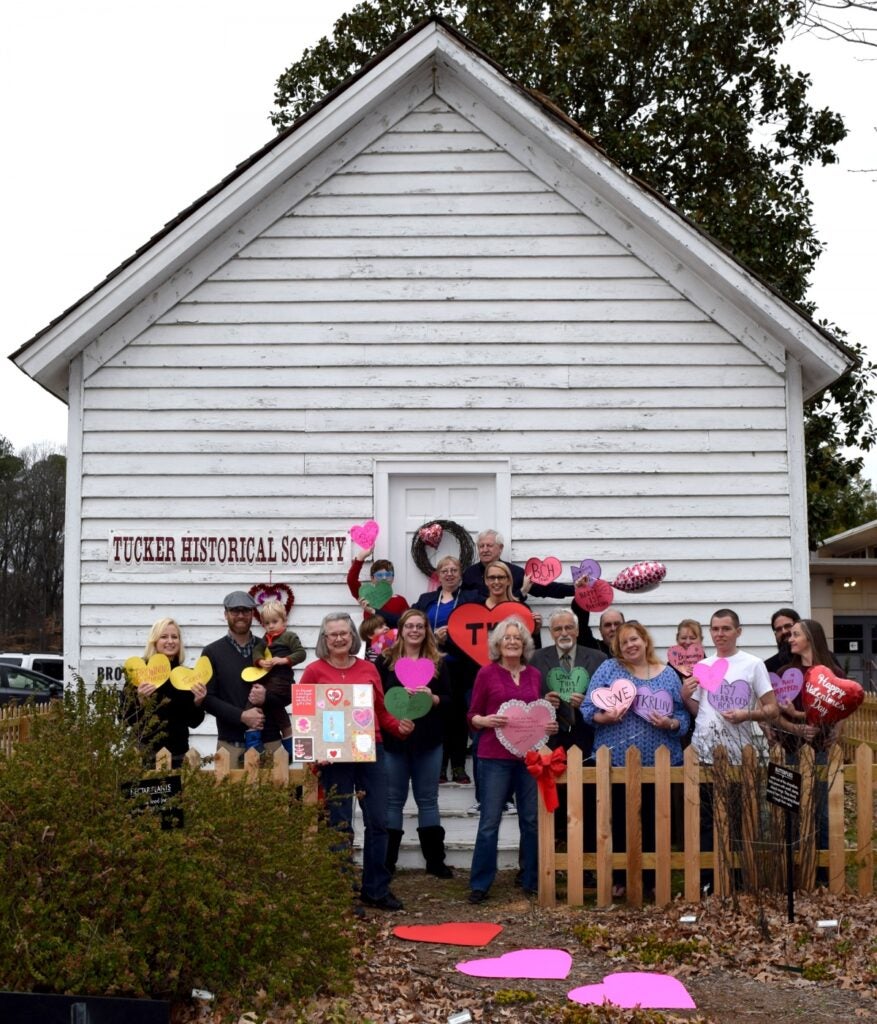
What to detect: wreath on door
<box><xmin>410</xmin><ymin>519</ymin><xmax>476</xmax><ymax>578</ymax></box>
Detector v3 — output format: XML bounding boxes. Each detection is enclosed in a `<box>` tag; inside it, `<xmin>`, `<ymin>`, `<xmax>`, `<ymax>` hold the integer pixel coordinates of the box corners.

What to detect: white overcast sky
<box><xmin>2</xmin><ymin>3</ymin><xmax>875</xmax><ymax>473</ymax></box>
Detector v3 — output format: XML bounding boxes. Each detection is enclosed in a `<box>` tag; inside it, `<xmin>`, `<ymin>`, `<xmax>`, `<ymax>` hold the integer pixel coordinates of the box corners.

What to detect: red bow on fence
<box><xmin>525</xmin><ymin>747</ymin><xmax>567</xmax><ymax>813</ymax></box>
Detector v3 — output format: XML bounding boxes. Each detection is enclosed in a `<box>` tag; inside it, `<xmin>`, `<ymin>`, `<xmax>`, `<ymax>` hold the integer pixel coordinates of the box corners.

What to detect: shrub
<box><xmin>0</xmin><ymin>681</ymin><xmax>355</xmax><ymax>1005</ymax></box>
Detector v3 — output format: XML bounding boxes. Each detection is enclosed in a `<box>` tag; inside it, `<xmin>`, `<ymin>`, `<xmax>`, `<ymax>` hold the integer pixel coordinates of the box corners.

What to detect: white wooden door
<box><xmin>387</xmin><ymin>473</ymin><xmax>497</xmax><ymax>604</ymax></box>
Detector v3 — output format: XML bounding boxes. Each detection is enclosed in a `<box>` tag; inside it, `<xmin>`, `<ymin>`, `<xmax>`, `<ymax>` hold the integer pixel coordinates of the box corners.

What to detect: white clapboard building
<box><xmin>13</xmin><ymin>18</ymin><xmax>851</xmax><ymax>705</ymax></box>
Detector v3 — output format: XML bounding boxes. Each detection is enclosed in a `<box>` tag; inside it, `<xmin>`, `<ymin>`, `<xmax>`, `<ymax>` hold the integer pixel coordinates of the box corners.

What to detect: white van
<box><xmin>0</xmin><ymin>653</ymin><xmax>64</xmax><ymax>681</ymax></box>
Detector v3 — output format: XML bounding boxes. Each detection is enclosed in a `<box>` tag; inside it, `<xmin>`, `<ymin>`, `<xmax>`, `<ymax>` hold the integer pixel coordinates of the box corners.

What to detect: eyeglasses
<box><xmin>228</xmin><ymin>608</ymin><xmax>253</xmax><ymax>615</ymax></box>
<box><xmin>326</xmin><ymin>631</ymin><xmax>351</xmax><ymax>640</ymax></box>
<box><xmin>486</xmin><ymin>575</ymin><xmax>509</xmax><ymax>582</ymax></box>
<box><xmin>372</xmin><ymin>571</ymin><xmax>394</xmax><ymax>580</ymax></box>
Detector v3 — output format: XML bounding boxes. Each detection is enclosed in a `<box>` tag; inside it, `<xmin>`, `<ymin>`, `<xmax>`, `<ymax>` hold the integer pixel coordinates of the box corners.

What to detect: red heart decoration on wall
<box><xmin>447</xmin><ymin>602</ymin><xmax>536</xmax><ymax>666</ymax></box>
<box><xmin>803</xmin><ymin>665</ymin><xmax>864</xmax><ymax>726</ymax></box>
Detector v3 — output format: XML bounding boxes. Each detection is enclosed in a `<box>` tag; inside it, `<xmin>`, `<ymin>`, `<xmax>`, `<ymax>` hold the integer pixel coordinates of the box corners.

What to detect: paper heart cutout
<box><xmin>394</xmin><ymin>922</ymin><xmax>503</xmax><ymax>946</ymax></box>
<box><xmin>667</xmin><ymin>643</ymin><xmax>705</xmax><ymax>671</ymax></box>
<box><xmin>124</xmin><ymin>654</ymin><xmax>171</xmax><ymax>689</ymax></box>
<box><xmin>457</xmin><ymin>948</ymin><xmax>572</xmax><ymax>979</ymax></box>
<box><xmin>326</xmin><ymin>748</ymin><xmax>341</xmax><ymax>759</ymax></box>
<box><xmin>395</xmin><ymin>657</ymin><xmax>435</xmax><ymax>690</ymax></box>
<box><xmin>418</xmin><ymin>522</ymin><xmax>443</xmax><ymax>549</ymax></box>
<box><xmin>349</xmin><ymin>519</ymin><xmax>380</xmax><ymax>550</ymax></box>
<box><xmin>447</xmin><ymin>602</ymin><xmax>536</xmax><ymax>666</ymax></box>
<box><xmin>352</xmin><ymin>708</ymin><xmax>373</xmax><ymax>729</ymax></box>
<box><xmin>590</xmin><ymin>678</ymin><xmax>636</xmax><ymax>714</ymax></box>
<box><xmin>803</xmin><ymin>665</ymin><xmax>865</xmax><ymax>726</ymax></box>
<box><xmin>769</xmin><ymin>667</ymin><xmax>804</xmax><ymax>705</ymax></box>
<box><xmin>384</xmin><ymin>686</ymin><xmax>433</xmax><ymax>721</ymax></box>
<box><xmin>524</xmin><ymin>556</ymin><xmax>562</xmax><ymax>585</ymax></box>
<box><xmin>241</xmin><ymin>664</ymin><xmax>268</xmax><ymax>683</ymax></box>
<box><xmin>495</xmin><ymin>698</ymin><xmax>555</xmax><ymax>757</ymax></box>
<box><xmin>707</xmin><ymin>679</ymin><xmax>751</xmax><ymax>714</ymax></box>
<box><xmin>547</xmin><ymin>665</ymin><xmax>590</xmax><ymax>701</ymax></box>
<box><xmin>691</xmin><ymin>658</ymin><xmax>728</xmax><ymax>693</ymax></box>
<box><xmin>170</xmin><ymin>655</ymin><xmax>213</xmax><ymax>690</ymax></box>
<box><xmin>573</xmin><ymin>578</ymin><xmax>614</xmax><ymax>614</ymax></box>
<box><xmin>359</xmin><ymin>580</ymin><xmax>393</xmax><ymax>610</ymax></box>
<box><xmin>612</xmin><ymin>561</ymin><xmax>667</xmax><ymax>593</ymax></box>
<box><xmin>568</xmin><ymin>972</ymin><xmax>696</xmax><ymax>1010</ymax></box>
<box><xmin>570</xmin><ymin>558</ymin><xmax>601</xmax><ymax>584</ymax></box>
<box><xmin>632</xmin><ymin>687</ymin><xmax>673</xmax><ymax>722</ymax></box>
<box><xmin>326</xmin><ymin>687</ymin><xmax>343</xmax><ymax>706</ymax></box>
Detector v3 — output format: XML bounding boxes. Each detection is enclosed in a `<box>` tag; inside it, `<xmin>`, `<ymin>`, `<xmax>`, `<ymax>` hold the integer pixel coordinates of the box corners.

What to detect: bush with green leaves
<box><xmin>0</xmin><ymin>681</ymin><xmax>355</xmax><ymax>1005</ymax></box>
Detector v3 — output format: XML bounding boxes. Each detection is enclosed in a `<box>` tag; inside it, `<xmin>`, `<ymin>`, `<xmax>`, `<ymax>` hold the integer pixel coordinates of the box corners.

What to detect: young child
<box><xmin>667</xmin><ymin>618</ymin><xmax>705</xmax><ymax>676</ymax></box>
<box><xmin>358</xmin><ymin>614</ymin><xmax>396</xmax><ymax>663</ymax></box>
<box><xmin>246</xmin><ymin>599</ymin><xmax>306</xmax><ymax>758</ymax></box>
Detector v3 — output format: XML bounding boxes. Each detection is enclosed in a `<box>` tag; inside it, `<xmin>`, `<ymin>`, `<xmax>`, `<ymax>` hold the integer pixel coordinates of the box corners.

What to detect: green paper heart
<box><xmin>547</xmin><ymin>666</ymin><xmax>590</xmax><ymax>701</ymax></box>
<box><xmin>359</xmin><ymin>581</ymin><xmax>393</xmax><ymax>609</ymax></box>
<box><xmin>384</xmin><ymin>686</ymin><xmax>433</xmax><ymax>721</ymax></box>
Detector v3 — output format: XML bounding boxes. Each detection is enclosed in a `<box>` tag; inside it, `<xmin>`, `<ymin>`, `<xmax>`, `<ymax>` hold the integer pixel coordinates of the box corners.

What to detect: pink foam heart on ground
<box><xmin>769</xmin><ymin>667</ymin><xmax>803</xmax><ymax>704</ymax></box>
<box><xmin>495</xmin><ymin>699</ymin><xmax>555</xmax><ymax>757</ymax></box>
<box><xmin>457</xmin><ymin>948</ymin><xmax>572</xmax><ymax>979</ymax></box>
<box><xmin>349</xmin><ymin>519</ymin><xmax>380</xmax><ymax>549</ymax></box>
<box><xmin>394</xmin><ymin>922</ymin><xmax>503</xmax><ymax>946</ymax></box>
<box><xmin>568</xmin><ymin>971</ymin><xmax>696</xmax><ymax>1009</ymax></box>
<box><xmin>395</xmin><ymin>657</ymin><xmax>435</xmax><ymax>690</ymax></box>
<box><xmin>692</xmin><ymin>658</ymin><xmax>728</xmax><ymax>693</ymax></box>
<box><xmin>590</xmin><ymin>679</ymin><xmax>636</xmax><ymax>714</ymax></box>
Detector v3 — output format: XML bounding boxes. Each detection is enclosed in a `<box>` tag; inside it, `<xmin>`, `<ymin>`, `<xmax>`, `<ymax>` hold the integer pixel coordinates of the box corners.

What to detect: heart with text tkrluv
<box><xmin>589</xmin><ymin>679</ymin><xmax>636</xmax><ymax>714</ymax></box>
<box><xmin>447</xmin><ymin>602</ymin><xmax>536</xmax><ymax>666</ymax></box>
<box><xmin>691</xmin><ymin>658</ymin><xmax>728</xmax><ymax>694</ymax></box>
<box><xmin>803</xmin><ymin>665</ymin><xmax>864</xmax><ymax>726</ymax></box>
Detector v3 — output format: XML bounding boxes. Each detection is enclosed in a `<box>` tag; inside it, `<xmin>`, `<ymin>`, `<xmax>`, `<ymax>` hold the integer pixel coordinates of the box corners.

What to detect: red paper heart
<box><xmin>803</xmin><ymin>665</ymin><xmax>864</xmax><ymax>726</ymax></box>
<box><xmin>524</xmin><ymin>556</ymin><xmax>562</xmax><ymax>585</ymax></box>
<box><xmin>393</xmin><ymin>922</ymin><xmax>503</xmax><ymax>946</ymax></box>
<box><xmin>447</xmin><ymin>602</ymin><xmax>536</xmax><ymax>666</ymax></box>
<box><xmin>573</xmin><ymin>578</ymin><xmax>614</xmax><ymax>614</ymax></box>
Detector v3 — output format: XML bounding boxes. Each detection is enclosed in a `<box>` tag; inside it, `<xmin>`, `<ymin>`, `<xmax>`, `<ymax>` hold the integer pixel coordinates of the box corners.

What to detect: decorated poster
<box><xmin>291</xmin><ymin>683</ymin><xmax>376</xmax><ymax>763</ymax></box>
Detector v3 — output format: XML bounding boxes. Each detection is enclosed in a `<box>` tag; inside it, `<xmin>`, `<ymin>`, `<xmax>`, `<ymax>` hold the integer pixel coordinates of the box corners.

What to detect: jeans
<box><xmin>469</xmin><ymin>757</ymin><xmax>538</xmax><ymax>893</ymax></box>
<box><xmin>383</xmin><ymin>743</ymin><xmax>443</xmax><ymax>830</ymax></box>
<box><xmin>319</xmin><ymin>747</ymin><xmax>391</xmax><ymax>901</ymax></box>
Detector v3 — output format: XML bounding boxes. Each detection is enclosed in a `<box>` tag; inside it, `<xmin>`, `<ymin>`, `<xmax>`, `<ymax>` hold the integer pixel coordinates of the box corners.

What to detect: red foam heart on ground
<box><xmin>393</xmin><ymin>922</ymin><xmax>503</xmax><ymax>946</ymax></box>
<box><xmin>803</xmin><ymin>665</ymin><xmax>864</xmax><ymax>726</ymax></box>
<box><xmin>447</xmin><ymin>602</ymin><xmax>536</xmax><ymax>666</ymax></box>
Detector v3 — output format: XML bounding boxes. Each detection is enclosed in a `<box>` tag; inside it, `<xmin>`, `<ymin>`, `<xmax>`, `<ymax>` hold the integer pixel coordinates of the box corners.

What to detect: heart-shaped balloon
<box><xmin>359</xmin><ymin>581</ymin><xmax>393</xmax><ymax>609</ymax></box>
<box><xmin>570</xmin><ymin>558</ymin><xmax>601</xmax><ymax>585</ymax></box>
<box><xmin>632</xmin><ymin>687</ymin><xmax>673</xmax><ymax>722</ymax></box>
<box><xmin>349</xmin><ymin>519</ymin><xmax>380</xmax><ymax>550</ymax></box>
<box><xmin>124</xmin><ymin>654</ymin><xmax>171</xmax><ymax>689</ymax></box>
<box><xmin>494</xmin><ymin>698</ymin><xmax>555</xmax><ymax>757</ymax></box>
<box><xmin>573</xmin><ymin>578</ymin><xmax>614</xmax><ymax>614</ymax></box>
<box><xmin>524</xmin><ymin>556</ymin><xmax>562</xmax><ymax>585</ymax></box>
<box><xmin>418</xmin><ymin>523</ymin><xmax>443</xmax><ymax>549</ymax></box>
<box><xmin>457</xmin><ymin>948</ymin><xmax>572</xmax><ymax>979</ymax></box>
<box><xmin>395</xmin><ymin>657</ymin><xmax>435</xmax><ymax>690</ymax></box>
<box><xmin>707</xmin><ymin>679</ymin><xmax>751</xmax><ymax>714</ymax></box>
<box><xmin>170</xmin><ymin>656</ymin><xmax>213</xmax><ymax>690</ymax></box>
<box><xmin>691</xmin><ymin>658</ymin><xmax>728</xmax><ymax>693</ymax></box>
<box><xmin>447</xmin><ymin>602</ymin><xmax>536</xmax><ymax>666</ymax></box>
<box><xmin>803</xmin><ymin>665</ymin><xmax>865</xmax><ymax>726</ymax></box>
<box><xmin>589</xmin><ymin>678</ymin><xmax>636</xmax><ymax>714</ymax></box>
<box><xmin>384</xmin><ymin>686</ymin><xmax>434</xmax><ymax>721</ymax></box>
<box><xmin>613</xmin><ymin>561</ymin><xmax>667</xmax><ymax>593</ymax></box>
<box><xmin>547</xmin><ymin>665</ymin><xmax>590</xmax><ymax>701</ymax></box>
<box><xmin>667</xmin><ymin>643</ymin><xmax>705</xmax><ymax>671</ymax></box>
<box><xmin>568</xmin><ymin>972</ymin><xmax>696</xmax><ymax>1010</ymax></box>
<box><xmin>769</xmin><ymin>667</ymin><xmax>804</xmax><ymax>705</ymax></box>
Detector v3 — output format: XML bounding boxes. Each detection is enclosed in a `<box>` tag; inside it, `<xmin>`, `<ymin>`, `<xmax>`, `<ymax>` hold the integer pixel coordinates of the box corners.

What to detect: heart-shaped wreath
<box><xmin>248</xmin><ymin>581</ymin><xmax>295</xmax><ymax>624</ymax></box>
<box><xmin>410</xmin><ymin>519</ymin><xmax>476</xmax><ymax>578</ymax></box>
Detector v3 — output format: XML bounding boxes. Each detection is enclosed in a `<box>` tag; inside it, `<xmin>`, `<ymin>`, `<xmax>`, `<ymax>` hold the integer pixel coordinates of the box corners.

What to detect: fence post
<box><xmin>856</xmin><ymin>742</ymin><xmax>874</xmax><ymax>896</ymax></box>
<box><xmin>740</xmin><ymin>746</ymin><xmax>760</xmax><ymax>889</ymax></box>
<box><xmin>538</xmin><ymin>760</ymin><xmax>557</xmax><ymax>908</ymax></box>
<box><xmin>566</xmin><ymin>744</ymin><xmax>584</xmax><ymax>906</ymax></box>
<box><xmin>654</xmin><ymin>745</ymin><xmax>671</xmax><ymax>906</ymax></box>
<box><xmin>827</xmin><ymin>744</ymin><xmax>846</xmax><ymax>894</ymax></box>
<box><xmin>712</xmin><ymin>746</ymin><xmax>731</xmax><ymax>897</ymax></box>
<box><xmin>595</xmin><ymin>745</ymin><xmax>612</xmax><ymax>907</ymax></box>
<box><xmin>798</xmin><ymin>745</ymin><xmax>816</xmax><ymax>890</ymax></box>
<box><xmin>683</xmin><ymin>745</ymin><xmax>701</xmax><ymax>903</ymax></box>
<box><xmin>626</xmin><ymin>745</ymin><xmax>643</xmax><ymax>907</ymax></box>
<box><xmin>214</xmin><ymin>747</ymin><xmax>231</xmax><ymax>781</ymax></box>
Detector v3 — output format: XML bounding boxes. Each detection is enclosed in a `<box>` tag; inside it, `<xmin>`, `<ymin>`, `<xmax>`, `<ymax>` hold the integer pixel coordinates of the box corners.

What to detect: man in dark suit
<box><xmin>461</xmin><ymin>529</ymin><xmax>575</xmax><ymax>601</ymax></box>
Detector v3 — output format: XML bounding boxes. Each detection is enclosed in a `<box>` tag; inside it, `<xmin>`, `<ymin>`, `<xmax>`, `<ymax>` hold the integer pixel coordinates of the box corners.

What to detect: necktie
<box><xmin>561</xmin><ymin>653</ymin><xmax>571</xmax><ymax>672</ymax></box>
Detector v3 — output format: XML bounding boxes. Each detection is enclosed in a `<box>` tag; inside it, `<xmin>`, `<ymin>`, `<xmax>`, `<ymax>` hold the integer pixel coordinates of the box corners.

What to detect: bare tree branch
<box><xmin>797</xmin><ymin>1</ymin><xmax>877</xmax><ymax>48</ymax></box>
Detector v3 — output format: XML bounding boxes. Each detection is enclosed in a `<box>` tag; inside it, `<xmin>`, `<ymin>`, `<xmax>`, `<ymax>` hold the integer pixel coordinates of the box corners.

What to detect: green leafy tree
<box><xmin>271</xmin><ymin>0</ymin><xmax>876</xmax><ymax>542</ymax></box>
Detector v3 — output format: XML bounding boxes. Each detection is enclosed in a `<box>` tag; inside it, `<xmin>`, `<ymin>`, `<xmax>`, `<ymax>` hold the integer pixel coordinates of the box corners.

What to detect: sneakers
<box><xmin>503</xmin><ymin>801</ymin><xmax>516</xmax><ymax>814</ymax></box>
<box><xmin>466</xmin><ymin>802</ymin><xmax>481</xmax><ymax>815</ymax></box>
<box><xmin>452</xmin><ymin>767</ymin><xmax>471</xmax><ymax>784</ymax></box>
<box><xmin>360</xmin><ymin>890</ymin><xmax>404</xmax><ymax>911</ymax></box>
<box><xmin>468</xmin><ymin>889</ymin><xmax>488</xmax><ymax>904</ymax></box>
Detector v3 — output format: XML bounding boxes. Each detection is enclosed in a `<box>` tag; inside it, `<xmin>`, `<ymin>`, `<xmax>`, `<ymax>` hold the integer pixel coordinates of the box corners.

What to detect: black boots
<box><xmin>418</xmin><ymin>825</ymin><xmax>454</xmax><ymax>878</ymax></box>
<box><xmin>386</xmin><ymin>828</ymin><xmax>404</xmax><ymax>875</ymax></box>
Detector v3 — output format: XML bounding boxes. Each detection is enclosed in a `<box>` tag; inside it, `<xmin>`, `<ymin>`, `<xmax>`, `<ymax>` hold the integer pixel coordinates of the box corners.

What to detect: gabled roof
<box><xmin>12</xmin><ymin>16</ymin><xmax>854</xmax><ymax>400</ymax></box>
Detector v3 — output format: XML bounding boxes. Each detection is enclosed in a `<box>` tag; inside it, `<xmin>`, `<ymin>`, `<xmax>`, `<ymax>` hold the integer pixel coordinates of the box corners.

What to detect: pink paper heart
<box><xmin>352</xmin><ymin>708</ymin><xmax>373</xmax><ymax>728</ymax></box>
<box><xmin>495</xmin><ymin>699</ymin><xmax>555</xmax><ymax>757</ymax></box>
<box><xmin>691</xmin><ymin>658</ymin><xmax>728</xmax><ymax>693</ymax></box>
<box><xmin>769</xmin><ymin>667</ymin><xmax>803</xmax><ymax>704</ymax></box>
<box><xmin>524</xmin><ymin>556</ymin><xmax>562</xmax><ymax>585</ymax></box>
<box><xmin>568</xmin><ymin>971</ymin><xmax>696</xmax><ymax>1009</ymax></box>
<box><xmin>395</xmin><ymin>657</ymin><xmax>435</xmax><ymax>690</ymax></box>
<box><xmin>707</xmin><ymin>679</ymin><xmax>751</xmax><ymax>714</ymax></box>
<box><xmin>632</xmin><ymin>688</ymin><xmax>673</xmax><ymax>722</ymax></box>
<box><xmin>667</xmin><ymin>643</ymin><xmax>705</xmax><ymax>670</ymax></box>
<box><xmin>589</xmin><ymin>679</ymin><xmax>636</xmax><ymax>714</ymax></box>
<box><xmin>349</xmin><ymin>519</ymin><xmax>380</xmax><ymax>549</ymax></box>
<box><xmin>457</xmin><ymin>948</ymin><xmax>572</xmax><ymax>980</ymax></box>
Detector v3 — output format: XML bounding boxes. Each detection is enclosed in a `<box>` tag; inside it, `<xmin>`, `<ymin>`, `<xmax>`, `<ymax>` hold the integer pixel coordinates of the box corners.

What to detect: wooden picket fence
<box><xmin>155</xmin><ymin>744</ymin><xmax>319</xmax><ymax>801</ymax></box>
<box><xmin>841</xmin><ymin>693</ymin><xmax>877</xmax><ymax>759</ymax></box>
<box><xmin>0</xmin><ymin>703</ymin><xmax>54</xmax><ymax>757</ymax></box>
<box><xmin>537</xmin><ymin>742</ymin><xmax>876</xmax><ymax>908</ymax></box>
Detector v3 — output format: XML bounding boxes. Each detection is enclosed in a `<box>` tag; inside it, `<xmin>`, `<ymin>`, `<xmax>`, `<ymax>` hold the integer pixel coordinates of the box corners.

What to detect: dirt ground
<box><xmin>292</xmin><ymin>869</ymin><xmax>877</xmax><ymax>1024</ymax></box>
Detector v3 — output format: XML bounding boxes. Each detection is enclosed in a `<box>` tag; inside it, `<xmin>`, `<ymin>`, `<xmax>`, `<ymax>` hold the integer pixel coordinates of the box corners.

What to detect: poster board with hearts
<box><xmin>290</xmin><ymin>683</ymin><xmax>376</xmax><ymax>763</ymax></box>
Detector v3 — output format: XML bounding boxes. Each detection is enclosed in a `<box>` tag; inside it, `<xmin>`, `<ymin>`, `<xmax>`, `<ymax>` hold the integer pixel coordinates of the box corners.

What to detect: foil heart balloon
<box><xmin>613</xmin><ymin>560</ymin><xmax>667</xmax><ymax>593</ymax></box>
<box><xmin>803</xmin><ymin>665</ymin><xmax>864</xmax><ymax>726</ymax></box>
<box><xmin>418</xmin><ymin>522</ymin><xmax>443</xmax><ymax>549</ymax></box>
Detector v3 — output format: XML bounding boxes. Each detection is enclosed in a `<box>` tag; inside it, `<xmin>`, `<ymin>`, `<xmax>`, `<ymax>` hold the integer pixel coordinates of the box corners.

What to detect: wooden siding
<box><xmin>78</xmin><ymin>94</ymin><xmax>791</xmax><ymax>677</ymax></box>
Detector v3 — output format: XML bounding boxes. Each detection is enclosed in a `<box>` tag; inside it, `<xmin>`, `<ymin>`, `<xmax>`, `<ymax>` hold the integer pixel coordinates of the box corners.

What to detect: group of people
<box><xmin>125</xmin><ymin>526</ymin><xmax>850</xmax><ymax>910</ymax></box>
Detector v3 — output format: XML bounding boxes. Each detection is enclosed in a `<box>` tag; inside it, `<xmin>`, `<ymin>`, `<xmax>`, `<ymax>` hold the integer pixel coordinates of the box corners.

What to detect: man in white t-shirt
<box><xmin>684</xmin><ymin>608</ymin><xmax>779</xmax><ymax>764</ymax></box>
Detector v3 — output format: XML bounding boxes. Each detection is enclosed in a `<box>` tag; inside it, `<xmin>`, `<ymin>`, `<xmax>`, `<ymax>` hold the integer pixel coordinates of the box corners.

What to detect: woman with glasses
<box><xmin>346</xmin><ymin>543</ymin><xmax>409</xmax><ymax>627</ymax></box>
<box><xmin>299</xmin><ymin>612</ymin><xmax>414</xmax><ymax>912</ymax></box>
<box><xmin>412</xmin><ymin>555</ymin><xmax>481</xmax><ymax>784</ymax></box>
